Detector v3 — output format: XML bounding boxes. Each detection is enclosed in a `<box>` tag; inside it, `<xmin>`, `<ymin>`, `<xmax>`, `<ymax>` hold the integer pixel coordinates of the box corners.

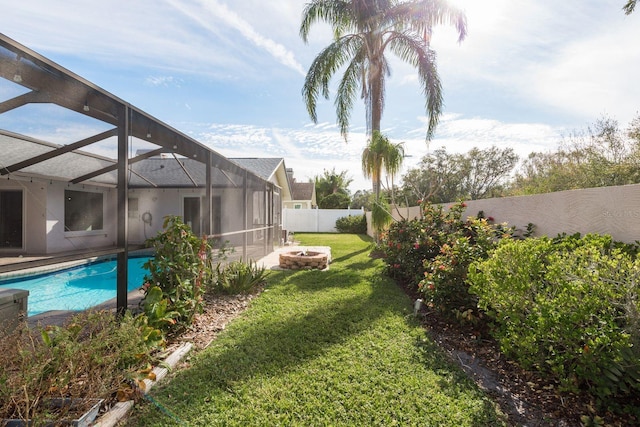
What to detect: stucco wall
<box><xmin>374</xmin><ymin>183</ymin><xmax>640</xmax><ymax>244</ymax></box>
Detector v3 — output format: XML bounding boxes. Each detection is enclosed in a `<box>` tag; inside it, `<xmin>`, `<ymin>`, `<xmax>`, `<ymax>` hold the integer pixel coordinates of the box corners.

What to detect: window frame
<box><xmin>64</xmin><ymin>189</ymin><xmax>104</xmax><ymax>233</ymax></box>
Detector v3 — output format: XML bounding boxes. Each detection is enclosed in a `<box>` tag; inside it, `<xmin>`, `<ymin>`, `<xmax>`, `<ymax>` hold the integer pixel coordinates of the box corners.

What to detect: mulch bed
<box><xmin>400</xmin><ymin>280</ymin><xmax>637</xmax><ymax>427</ymax></box>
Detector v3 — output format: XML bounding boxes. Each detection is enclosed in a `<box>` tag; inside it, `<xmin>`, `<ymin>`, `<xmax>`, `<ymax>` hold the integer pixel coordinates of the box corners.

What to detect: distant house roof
<box><xmin>292</xmin><ymin>182</ymin><xmax>314</xmax><ymax>200</ymax></box>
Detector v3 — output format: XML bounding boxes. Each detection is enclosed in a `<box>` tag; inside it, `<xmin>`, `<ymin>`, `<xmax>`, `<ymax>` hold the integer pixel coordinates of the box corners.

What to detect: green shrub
<box><xmin>216</xmin><ymin>260</ymin><xmax>267</xmax><ymax>295</ymax></box>
<box><xmin>469</xmin><ymin>236</ymin><xmax>640</xmax><ymax>412</ymax></box>
<box><xmin>143</xmin><ymin>216</ymin><xmax>214</xmax><ymax>334</ymax></box>
<box><xmin>420</xmin><ymin>216</ymin><xmax>500</xmax><ymax>315</ymax></box>
<box><xmin>380</xmin><ymin>201</ymin><xmax>511</xmax><ymax>317</ymax></box>
<box><xmin>335</xmin><ymin>214</ymin><xmax>367</xmax><ymax>234</ymax></box>
<box><xmin>380</xmin><ymin>203</ymin><xmax>450</xmax><ymax>287</ymax></box>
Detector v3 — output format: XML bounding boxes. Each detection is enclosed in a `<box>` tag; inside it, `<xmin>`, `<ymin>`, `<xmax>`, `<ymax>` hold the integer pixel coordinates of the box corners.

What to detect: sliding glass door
<box><xmin>0</xmin><ymin>190</ymin><xmax>23</xmax><ymax>249</ymax></box>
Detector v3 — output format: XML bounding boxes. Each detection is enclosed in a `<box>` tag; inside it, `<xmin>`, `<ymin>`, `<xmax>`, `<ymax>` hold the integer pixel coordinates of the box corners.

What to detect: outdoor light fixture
<box><xmin>83</xmin><ymin>101</ymin><xmax>90</xmax><ymax>112</ymax></box>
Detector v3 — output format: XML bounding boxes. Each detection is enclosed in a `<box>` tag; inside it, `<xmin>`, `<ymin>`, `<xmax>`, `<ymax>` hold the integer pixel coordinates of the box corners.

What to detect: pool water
<box><xmin>0</xmin><ymin>256</ymin><xmax>152</xmax><ymax>316</ymax></box>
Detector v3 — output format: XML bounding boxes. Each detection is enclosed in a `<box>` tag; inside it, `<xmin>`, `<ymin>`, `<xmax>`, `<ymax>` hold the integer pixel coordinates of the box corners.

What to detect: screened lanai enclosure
<box><xmin>0</xmin><ymin>33</ymin><xmax>282</xmax><ymax>314</ymax></box>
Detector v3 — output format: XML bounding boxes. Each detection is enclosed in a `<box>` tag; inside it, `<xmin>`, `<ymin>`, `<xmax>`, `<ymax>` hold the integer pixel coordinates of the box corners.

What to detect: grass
<box><xmin>126</xmin><ymin>233</ymin><xmax>505</xmax><ymax>426</ymax></box>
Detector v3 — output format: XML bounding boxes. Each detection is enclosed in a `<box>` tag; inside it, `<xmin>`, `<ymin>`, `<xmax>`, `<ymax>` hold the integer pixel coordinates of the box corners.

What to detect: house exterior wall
<box><xmin>2</xmin><ymin>177</ymin><xmax>276</xmax><ymax>257</ymax></box>
<box><xmin>127</xmin><ymin>188</ymin><xmax>182</xmax><ymax>244</ymax></box>
<box><xmin>128</xmin><ymin>187</ymin><xmax>252</xmax><ymax>246</ymax></box>
<box><xmin>45</xmin><ymin>182</ymin><xmax>117</xmax><ymax>253</ymax></box>
<box><xmin>283</xmin><ymin>200</ymin><xmax>313</xmax><ymax>210</ymax></box>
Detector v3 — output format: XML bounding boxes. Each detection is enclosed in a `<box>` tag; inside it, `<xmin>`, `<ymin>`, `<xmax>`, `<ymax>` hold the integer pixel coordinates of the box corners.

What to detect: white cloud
<box><xmin>527</xmin><ymin>20</ymin><xmax>640</xmax><ymax>124</ymax></box>
<box><xmin>170</xmin><ymin>0</ymin><xmax>306</xmax><ymax>76</ymax></box>
<box><xmin>144</xmin><ymin>76</ymin><xmax>180</xmax><ymax>87</ymax></box>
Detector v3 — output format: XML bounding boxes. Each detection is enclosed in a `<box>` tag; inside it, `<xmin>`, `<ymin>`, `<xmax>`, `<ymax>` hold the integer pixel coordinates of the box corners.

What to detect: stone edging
<box><xmin>93</xmin><ymin>342</ymin><xmax>193</xmax><ymax>427</ymax></box>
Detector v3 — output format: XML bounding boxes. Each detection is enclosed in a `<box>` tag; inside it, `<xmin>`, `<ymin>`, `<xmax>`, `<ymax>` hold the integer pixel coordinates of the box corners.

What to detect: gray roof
<box><xmin>229</xmin><ymin>158</ymin><xmax>284</xmax><ymax>182</ymax></box>
<box><xmin>1</xmin><ymin>130</ymin><xmax>120</xmax><ymax>185</ymax></box>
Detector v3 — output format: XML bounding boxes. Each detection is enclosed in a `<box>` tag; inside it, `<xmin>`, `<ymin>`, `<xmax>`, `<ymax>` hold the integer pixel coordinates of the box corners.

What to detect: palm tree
<box><xmin>623</xmin><ymin>0</ymin><xmax>636</xmax><ymax>14</ymax></box>
<box><xmin>362</xmin><ymin>131</ymin><xmax>404</xmax><ymax>200</ymax></box>
<box><xmin>300</xmin><ymin>0</ymin><xmax>467</xmax><ymax>142</ymax></box>
<box><xmin>362</xmin><ymin>131</ymin><xmax>404</xmax><ymax>234</ymax></box>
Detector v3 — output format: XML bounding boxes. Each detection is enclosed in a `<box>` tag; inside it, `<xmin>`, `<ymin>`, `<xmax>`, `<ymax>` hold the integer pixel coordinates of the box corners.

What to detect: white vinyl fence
<box><xmin>283</xmin><ymin>207</ymin><xmax>365</xmax><ymax>233</ymax></box>
<box><xmin>369</xmin><ymin>183</ymin><xmax>640</xmax><ymax>244</ymax></box>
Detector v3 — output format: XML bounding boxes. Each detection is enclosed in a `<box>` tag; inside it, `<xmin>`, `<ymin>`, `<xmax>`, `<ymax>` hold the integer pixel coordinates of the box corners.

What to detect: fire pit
<box><xmin>279</xmin><ymin>250</ymin><xmax>329</xmax><ymax>270</ymax></box>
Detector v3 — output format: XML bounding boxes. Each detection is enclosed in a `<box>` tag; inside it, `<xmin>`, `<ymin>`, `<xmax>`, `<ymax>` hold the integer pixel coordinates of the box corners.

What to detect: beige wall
<box><xmin>368</xmin><ymin>183</ymin><xmax>640</xmax><ymax>244</ymax></box>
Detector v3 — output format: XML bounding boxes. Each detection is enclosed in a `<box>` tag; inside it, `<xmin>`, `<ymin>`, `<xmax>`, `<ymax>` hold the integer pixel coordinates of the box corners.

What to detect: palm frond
<box><xmin>392</xmin><ymin>0</ymin><xmax>467</xmax><ymax>43</ymax></box>
<box><xmin>388</xmin><ymin>33</ymin><xmax>442</xmax><ymax>140</ymax></box>
<box><xmin>336</xmin><ymin>48</ymin><xmax>366</xmax><ymax>140</ymax></box>
<box><xmin>300</xmin><ymin>0</ymin><xmax>356</xmax><ymax>42</ymax></box>
<box><xmin>623</xmin><ymin>0</ymin><xmax>636</xmax><ymax>15</ymax></box>
<box><xmin>302</xmin><ymin>35</ymin><xmax>362</xmax><ymax>124</ymax></box>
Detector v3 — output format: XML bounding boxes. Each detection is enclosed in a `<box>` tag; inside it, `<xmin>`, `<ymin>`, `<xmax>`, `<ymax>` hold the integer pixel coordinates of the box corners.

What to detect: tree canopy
<box><xmin>511</xmin><ymin>115</ymin><xmax>640</xmax><ymax>194</ymax></box>
<box><xmin>300</xmin><ymin>0</ymin><xmax>467</xmax><ymax>141</ymax></box>
<box><xmin>400</xmin><ymin>146</ymin><xmax>518</xmax><ymax>204</ymax></box>
<box><xmin>314</xmin><ymin>168</ymin><xmax>353</xmax><ymax>208</ymax></box>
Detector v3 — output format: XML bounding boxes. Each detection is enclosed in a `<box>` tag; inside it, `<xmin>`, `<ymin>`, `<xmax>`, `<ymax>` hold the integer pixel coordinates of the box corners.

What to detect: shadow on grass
<box><xmin>141</xmin><ymin>280</ymin><xmax>393</xmax><ymax>413</ymax></box>
<box><xmin>331</xmin><ymin>245</ymin><xmax>375</xmax><ymax>263</ymax></box>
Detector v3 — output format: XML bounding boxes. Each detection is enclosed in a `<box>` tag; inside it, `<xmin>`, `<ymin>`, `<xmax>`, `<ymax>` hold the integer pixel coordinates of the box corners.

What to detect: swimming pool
<box><xmin>0</xmin><ymin>256</ymin><xmax>152</xmax><ymax>316</ymax></box>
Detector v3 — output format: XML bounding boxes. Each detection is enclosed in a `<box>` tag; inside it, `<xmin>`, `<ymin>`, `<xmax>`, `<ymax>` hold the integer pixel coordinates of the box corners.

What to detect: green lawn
<box><xmin>127</xmin><ymin>233</ymin><xmax>505</xmax><ymax>426</ymax></box>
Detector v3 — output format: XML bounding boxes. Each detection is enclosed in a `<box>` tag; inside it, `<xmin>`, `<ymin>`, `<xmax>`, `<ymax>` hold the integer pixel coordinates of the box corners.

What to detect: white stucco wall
<box><xmin>45</xmin><ymin>182</ymin><xmax>116</xmax><ymax>253</ymax></box>
<box><xmin>3</xmin><ymin>178</ymin><xmax>267</xmax><ymax>255</ymax></box>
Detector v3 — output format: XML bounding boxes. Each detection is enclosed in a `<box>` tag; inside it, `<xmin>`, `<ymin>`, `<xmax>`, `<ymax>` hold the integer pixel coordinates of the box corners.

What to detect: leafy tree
<box><xmin>350</xmin><ymin>189</ymin><xmax>373</xmax><ymax>210</ymax></box>
<box><xmin>314</xmin><ymin>168</ymin><xmax>353</xmax><ymax>208</ymax></box>
<box><xmin>300</xmin><ymin>0</ymin><xmax>467</xmax><ymax>141</ymax></box>
<box><xmin>626</xmin><ymin>113</ymin><xmax>640</xmax><ymax>144</ymax></box>
<box><xmin>401</xmin><ymin>146</ymin><xmax>517</xmax><ymax>203</ymax></box>
<box><xmin>510</xmin><ymin>114</ymin><xmax>640</xmax><ymax>194</ymax></box>
<box><xmin>463</xmin><ymin>146</ymin><xmax>518</xmax><ymax>200</ymax></box>
<box><xmin>319</xmin><ymin>192</ymin><xmax>352</xmax><ymax>208</ymax></box>
<box><xmin>400</xmin><ymin>148</ymin><xmax>462</xmax><ymax>204</ymax></box>
<box><xmin>623</xmin><ymin>0</ymin><xmax>636</xmax><ymax>14</ymax></box>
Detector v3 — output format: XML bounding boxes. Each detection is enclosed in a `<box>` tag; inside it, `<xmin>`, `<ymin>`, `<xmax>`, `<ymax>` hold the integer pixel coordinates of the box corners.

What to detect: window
<box><xmin>294</xmin><ymin>204</ymin><xmax>302</xmax><ymax>209</ymax></box>
<box><xmin>0</xmin><ymin>190</ymin><xmax>22</xmax><ymax>248</ymax></box>
<box><xmin>183</xmin><ymin>197</ymin><xmax>201</xmax><ymax>236</ymax></box>
<box><xmin>64</xmin><ymin>190</ymin><xmax>103</xmax><ymax>232</ymax></box>
<box><xmin>128</xmin><ymin>197</ymin><xmax>139</xmax><ymax>219</ymax></box>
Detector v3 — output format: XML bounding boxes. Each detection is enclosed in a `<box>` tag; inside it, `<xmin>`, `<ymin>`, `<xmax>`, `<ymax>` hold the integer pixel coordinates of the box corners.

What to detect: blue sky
<box><xmin>0</xmin><ymin>0</ymin><xmax>638</xmax><ymax>192</ymax></box>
